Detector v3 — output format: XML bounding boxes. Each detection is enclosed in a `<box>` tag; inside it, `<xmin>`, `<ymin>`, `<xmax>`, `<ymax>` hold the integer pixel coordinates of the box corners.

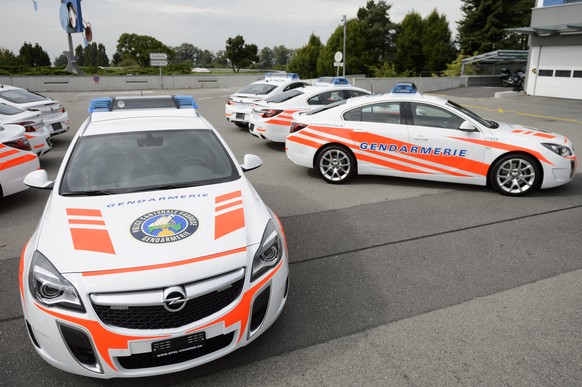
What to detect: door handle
<box><xmin>413</xmin><ymin>135</ymin><xmax>429</xmax><ymax>141</ymax></box>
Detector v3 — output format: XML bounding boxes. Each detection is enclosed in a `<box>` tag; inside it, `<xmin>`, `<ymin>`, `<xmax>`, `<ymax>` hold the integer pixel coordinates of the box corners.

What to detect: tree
<box><xmin>199</xmin><ymin>50</ymin><xmax>215</xmax><ymax>67</ymax></box>
<box><xmin>54</xmin><ymin>53</ymin><xmax>68</xmax><ymax>67</ymax></box>
<box><xmin>273</xmin><ymin>45</ymin><xmax>293</xmax><ymax>68</ymax></box>
<box><xmin>259</xmin><ymin>47</ymin><xmax>274</xmax><ymax>69</ymax></box>
<box><xmin>19</xmin><ymin>42</ymin><xmax>50</xmax><ymax>67</ymax></box>
<box><xmin>288</xmin><ymin>34</ymin><xmax>323</xmax><ymax>78</ymax></box>
<box><xmin>111</xmin><ymin>52</ymin><xmax>122</xmax><ymax>66</ymax></box>
<box><xmin>0</xmin><ymin>47</ymin><xmax>20</xmax><ymax>66</ymax></box>
<box><xmin>174</xmin><ymin>43</ymin><xmax>203</xmax><ymax>66</ymax></box>
<box><xmin>357</xmin><ymin>0</ymin><xmax>398</xmax><ymax>63</ymax></box>
<box><xmin>422</xmin><ymin>9</ymin><xmax>456</xmax><ymax>73</ymax></box>
<box><xmin>214</xmin><ymin>50</ymin><xmax>229</xmax><ymax>67</ymax></box>
<box><xmin>116</xmin><ymin>33</ymin><xmax>175</xmax><ymax>68</ymax></box>
<box><xmin>225</xmin><ymin>35</ymin><xmax>258</xmax><ymax>73</ymax></box>
<box><xmin>394</xmin><ymin>12</ymin><xmax>424</xmax><ymax>75</ymax></box>
<box><xmin>74</xmin><ymin>43</ymin><xmax>110</xmax><ymax>67</ymax></box>
<box><xmin>457</xmin><ymin>0</ymin><xmax>534</xmax><ymax>55</ymax></box>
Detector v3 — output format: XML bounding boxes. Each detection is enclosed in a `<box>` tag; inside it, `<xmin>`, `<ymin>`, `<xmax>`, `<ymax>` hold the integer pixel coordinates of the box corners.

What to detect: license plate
<box><xmin>236</xmin><ymin>113</ymin><xmax>245</xmax><ymax>120</ymax></box>
<box><xmin>52</xmin><ymin>122</ymin><xmax>63</xmax><ymax>130</ymax></box>
<box><xmin>151</xmin><ymin>332</ymin><xmax>206</xmax><ymax>358</ymax></box>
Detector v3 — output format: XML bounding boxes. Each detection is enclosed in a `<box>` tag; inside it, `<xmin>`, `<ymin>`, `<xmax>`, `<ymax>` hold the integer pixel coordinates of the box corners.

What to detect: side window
<box><xmin>410</xmin><ymin>103</ymin><xmax>464</xmax><ymax>130</ymax></box>
<box><xmin>284</xmin><ymin>82</ymin><xmax>306</xmax><ymax>92</ymax></box>
<box><xmin>307</xmin><ymin>90</ymin><xmax>346</xmax><ymax>106</ymax></box>
<box><xmin>348</xmin><ymin>90</ymin><xmax>369</xmax><ymax>98</ymax></box>
<box><xmin>343</xmin><ymin>102</ymin><xmax>401</xmax><ymax>124</ymax></box>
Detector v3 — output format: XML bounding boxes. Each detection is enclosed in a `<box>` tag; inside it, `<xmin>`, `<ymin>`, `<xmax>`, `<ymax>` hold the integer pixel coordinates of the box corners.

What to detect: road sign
<box><xmin>334</xmin><ymin>62</ymin><xmax>344</xmax><ymax>67</ymax></box>
<box><xmin>334</xmin><ymin>51</ymin><xmax>343</xmax><ymax>62</ymax></box>
<box><xmin>149</xmin><ymin>53</ymin><xmax>168</xmax><ymax>60</ymax></box>
<box><xmin>150</xmin><ymin>60</ymin><xmax>168</xmax><ymax>66</ymax></box>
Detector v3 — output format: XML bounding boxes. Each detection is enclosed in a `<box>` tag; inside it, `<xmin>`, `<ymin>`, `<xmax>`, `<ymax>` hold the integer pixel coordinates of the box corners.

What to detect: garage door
<box><xmin>532</xmin><ymin>45</ymin><xmax>582</xmax><ymax>100</ymax></box>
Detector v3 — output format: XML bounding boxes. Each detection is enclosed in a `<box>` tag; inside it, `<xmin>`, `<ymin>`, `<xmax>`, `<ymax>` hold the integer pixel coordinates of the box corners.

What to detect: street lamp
<box><xmin>341</xmin><ymin>15</ymin><xmax>346</xmax><ymax>77</ymax></box>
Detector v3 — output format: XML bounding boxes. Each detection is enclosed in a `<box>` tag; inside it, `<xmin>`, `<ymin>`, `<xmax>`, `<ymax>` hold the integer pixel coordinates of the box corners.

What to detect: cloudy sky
<box><xmin>2</xmin><ymin>0</ymin><xmax>462</xmax><ymax>61</ymax></box>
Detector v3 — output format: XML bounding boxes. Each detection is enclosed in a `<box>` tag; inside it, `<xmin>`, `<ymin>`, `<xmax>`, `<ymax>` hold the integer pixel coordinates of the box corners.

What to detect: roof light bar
<box><xmin>264</xmin><ymin>72</ymin><xmax>300</xmax><ymax>81</ymax></box>
<box><xmin>88</xmin><ymin>97</ymin><xmax>113</xmax><ymax>113</ymax></box>
<box><xmin>389</xmin><ymin>82</ymin><xmax>418</xmax><ymax>94</ymax></box>
<box><xmin>173</xmin><ymin>95</ymin><xmax>199</xmax><ymax>109</ymax></box>
<box><xmin>315</xmin><ymin>77</ymin><xmax>350</xmax><ymax>86</ymax></box>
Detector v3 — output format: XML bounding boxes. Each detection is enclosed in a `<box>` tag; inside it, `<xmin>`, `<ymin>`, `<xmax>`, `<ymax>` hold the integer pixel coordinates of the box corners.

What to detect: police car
<box><xmin>225</xmin><ymin>73</ymin><xmax>308</xmax><ymax>128</ymax></box>
<box><xmin>285</xmin><ymin>83</ymin><xmax>577</xmax><ymax>196</ymax></box>
<box><xmin>0</xmin><ymin>85</ymin><xmax>69</xmax><ymax>136</ymax></box>
<box><xmin>0</xmin><ymin>124</ymin><xmax>40</xmax><ymax>197</ymax></box>
<box><xmin>0</xmin><ymin>103</ymin><xmax>52</xmax><ymax>156</ymax></box>
<box><xmin>20</xmin><ymin>95</ymin><xmax>289</xmax><ymax>378</ymax></box>
<box><xmin>249</xmin><ymin>77</ymin><xmax>370</xmax><ymax>143</ymax></box>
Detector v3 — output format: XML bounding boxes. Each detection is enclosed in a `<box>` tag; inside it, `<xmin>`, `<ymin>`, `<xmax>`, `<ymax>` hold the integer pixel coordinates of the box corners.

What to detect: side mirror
<box><xmin>458</xmin><ymin>120</ymin><xmax>477</xmax><ymax>132</ymax></box>
<box><xmin>240</xmin><ymin>154</ymin><xmax>263</xmax><ymax>172</ymax></box>
<box><xmin>24</xmin><ymin>170</ymin><xmax>54</xmax><ymax>190</ymax></box>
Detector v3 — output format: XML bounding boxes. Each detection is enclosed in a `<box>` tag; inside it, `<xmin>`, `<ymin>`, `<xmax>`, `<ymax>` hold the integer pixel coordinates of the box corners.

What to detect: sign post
<box><xmin>334</xmin><ymin>51</ymin><xmax>344</xmax><ymax>77</ymax></box>
<box><xmin>149</xmin><ymin>53</ymin><xmax>168</xmax><ymax>89</ymax></box>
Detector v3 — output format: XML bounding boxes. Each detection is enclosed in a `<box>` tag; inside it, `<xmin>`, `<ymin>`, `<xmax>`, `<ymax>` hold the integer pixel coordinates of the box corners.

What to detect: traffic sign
<box><xmin>149</xmin><ymin>53</ymin><xmax>168</xmax><ymax>60</ymax></box>
<box><xmin>334</xmin><ymin>62</ymin><xmax>344</xmax><ymax>67</ymax></box>
<box><xmin>150</xmin><ymin>60</ymin><xmax>168</xmax><ymax>66</ymax></box>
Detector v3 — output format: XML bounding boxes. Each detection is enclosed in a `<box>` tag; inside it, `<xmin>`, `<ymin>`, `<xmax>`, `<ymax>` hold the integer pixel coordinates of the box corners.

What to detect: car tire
<box><xmin>315</xmin><ymin>145</ymin><xmax>356</xmax><ymax>184</ymax></box>
<box><xmin>502</xmin><ymin>80</ymin><xmax>510</xmax><ymax>87</ymax></box>
<box><xmin>489</xmin><ymin>153</ymin><xmax>541</xmax><ymax>196</ymax></box>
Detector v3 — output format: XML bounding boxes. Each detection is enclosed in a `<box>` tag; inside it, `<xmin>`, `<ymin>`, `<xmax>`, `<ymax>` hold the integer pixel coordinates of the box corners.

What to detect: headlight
<box><xmin>251</xmin><ymin>219</ymin><xmax>283</xmax><ymax>282</ymax></box>
<box><xmin>28</xmin><ymin>251</ymin><xmax>85</xmax><ymax>312</ymax></box>
<box><xmin>542</xmin><ymin>143</ymin><xmax>573</xmax><ymax>157</ymax></box>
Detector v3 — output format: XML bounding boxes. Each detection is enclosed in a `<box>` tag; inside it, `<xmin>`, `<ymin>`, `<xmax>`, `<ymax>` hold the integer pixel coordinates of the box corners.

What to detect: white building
<box><xmin>514</xmin><ymin>0</ymin><xmax>582</xmax><ymax>99</ymax></box>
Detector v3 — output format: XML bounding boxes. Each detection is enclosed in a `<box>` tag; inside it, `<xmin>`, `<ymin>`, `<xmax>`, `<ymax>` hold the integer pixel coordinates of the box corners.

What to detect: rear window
<box><xmin>0</xmin><ymin>89</ymin><xmax>47</xmax><ymax>104</ymax></box>
<box><xmin>305</xmin><ymin>100</ymin><xmax>348</xmax><ymax>116</ymax></box>
<box><xmin>265</xmin><ymin>89</ymin><xmax>304</xmax><ymax>103</ymax></box>
<box><xmin>0</xmin><ymin>103</ymin><xmax>24</xmax><ymax>115</ymax></box>
<box><xmin>237</xmin><ymin>83</ymin><xmax>278</xmax><ymax>95</ymax></box>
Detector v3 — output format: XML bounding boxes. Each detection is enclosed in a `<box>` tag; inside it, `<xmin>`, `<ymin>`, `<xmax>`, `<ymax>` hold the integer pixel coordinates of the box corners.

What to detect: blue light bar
<box><xmin>315</xmin><ymin>76</ymin><xmax>350</xmax><ymax>86</ymax></box>
<box><xmin>390</xmin><ymin>82</ymin><xmax>418</xmax><ymax>94</ymax></box>
<box><xmin>173</xmin><ymin>95</ymin><xmax>198</xmax><ymax>109</ymax></box>
<box><xmin>264</xmin><ymin>72</ymin><xmax>300</xmax><ymax>81</ymax></box>
<box><xmin>88</xmin><ymin>97</ymin><xmax>113</xmax><ymax>113</ymax></box>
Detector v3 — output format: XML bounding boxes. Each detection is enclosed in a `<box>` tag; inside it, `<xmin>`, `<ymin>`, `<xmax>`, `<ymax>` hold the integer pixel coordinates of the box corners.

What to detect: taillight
<box><xmin>16</xmin><ymin>121</ymin><xmax>37</xmax><ymax>133</ymax></box>
<box><xmin>4</xmin><ymin>137</ymin><xmax>32</xmax><ymax>151</ymax></box>
<box><xmin>226</xmin><ymin>98</ymin><xmax>234</xmax><ymax>106</ymax></box>
<box><xmin>261</xmin><ymin>109</ymin><xmax>283</xmax><ymax>118</ymax></box>
<box><xmin>290</xmin><ymin>122</ymin><xmax>307</xmax><ymax>133</ymax></box>
<box><xmin>60</xmin><ymin>106</ymin><xmax>66</xmax><ymax>113</ymax></box>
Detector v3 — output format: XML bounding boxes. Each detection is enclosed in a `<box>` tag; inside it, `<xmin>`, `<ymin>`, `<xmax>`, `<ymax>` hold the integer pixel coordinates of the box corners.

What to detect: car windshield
<box><xmin>446</xmin><ymin>100</ymin><xmax>499</xmax><ymax>128</ymax></box>
<box><xmin>265</xmin><ymin>89</ymin><xmax>304</xmax><ymax>103</ymax></box>
<box><xmin>60</xmin><ymin>129</ymin><xmax>239</xmax><ymax>196</ymax></box>
<box><xmin>0</xmin><ymin>89</ymin><xmax>47</xmax><ymax>104</ymax></box>
<box><xmin>237</xmin><ymin>83</ymin><xmax>278</xmax><ymax>95</ymax></box>
<box><xmin>0</xmin><ymin>103</ymin><xmax>24</xmax><ymax>115</ymax></box>
<box><xmin>305</xmin><ymin>100</ymin><xmax>348</xmax><ymax>116</ymax></box>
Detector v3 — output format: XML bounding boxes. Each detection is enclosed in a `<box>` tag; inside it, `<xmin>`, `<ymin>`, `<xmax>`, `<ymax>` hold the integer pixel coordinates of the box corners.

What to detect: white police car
<box><xmin>0</xmin><ymin>85</ymin><xmax>69</xmax><ymax>136</ymax></box>
<box><xmin>286</xmin><ymin>83</ymin><xmax>577</xmax><ymax>196</ymax></box>
<box><xmin>0</xmin><ymin>124</ymin><xmax>39</xmax><ymax>197</ymax></box>
<box><xmin>20</xmin><ymin>95</ymin><xmax>289</xmax><ymax>378</ymax></box>
<box><xmin>225</xmin><ymin>73</ymin><xmax>308</xmax><ymax>128</ymax></box>
<box><xmin>0</xmin><ymin>103</ymin><xmax>52</xmax><ymax>156</ymax></box>
<box><xmin>249</xmin><ymin>77</ymin><xmax>370</xmax><ymax>143</ymax></box>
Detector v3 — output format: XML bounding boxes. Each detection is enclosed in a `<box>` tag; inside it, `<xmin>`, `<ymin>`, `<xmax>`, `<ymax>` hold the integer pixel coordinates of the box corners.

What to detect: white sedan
<box><xmin>285</xmin><ymin>85</ymin><xmax>577</xmax><ymax>196</ymax></box>
<box><xmin>0</xmin><ymin>103</ymin><xmax>52</xmax><ymax>155</ymax></box>
<box><xmin>20</xmin><ymin>95</ymin><xmax>289</xmax><ymax>378</ymax></box>
<box><xmin>0</xmin><ymin>124</ymin><xmax>40</xmax><ymax>197</ymax></box>
<box><xmin>249</xmin><ymin>79</ymin><xmax>370</xmax><ymax>143</ymax></box>
<box><xmin>0</xmin><ymin>85</ymin><xmax>69</xmax><ymax>135</ymax></box>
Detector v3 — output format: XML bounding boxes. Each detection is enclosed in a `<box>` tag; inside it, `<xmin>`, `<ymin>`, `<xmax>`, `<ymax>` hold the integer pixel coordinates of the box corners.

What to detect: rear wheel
<box><xmin>315</xmin><ymin>145</ymin><xmax>356</xmax><ymax>184</ymax></box>
<box><xmin>489</xmin><ymin>154</ymin><xmax>541</xmax><ymax>196</ymax></box>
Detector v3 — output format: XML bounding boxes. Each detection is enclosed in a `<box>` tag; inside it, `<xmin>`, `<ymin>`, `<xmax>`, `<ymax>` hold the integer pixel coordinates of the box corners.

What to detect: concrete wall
<box><xmin>0</xmin><ymin>74</ymin><xmax>468</xmax><ymax>94</ymax></box>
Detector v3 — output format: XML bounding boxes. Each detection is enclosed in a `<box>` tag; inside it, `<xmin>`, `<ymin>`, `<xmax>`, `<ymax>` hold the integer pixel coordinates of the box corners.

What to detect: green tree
<box><xmin>458</xmin><ymin>0</ymin><xmax>534</xmax><ymax>55</ymax></box>
<box><xmin>288</xmin><ymin>34</ymin><xmax>323</xmax><ymax>78</ymax></box>
<box><xmin>214</xmin><ymin>50</ymin><xmax>228</xmax><ymax>67</ymax></box>
<box><xmin>19</xmin><ymin>42</ymin><xmax>50</xmax><ymax>67</ymax></box>
<box><xmin>394</xmin><ymin>12</ymin><xmax>424</xmax><ymax>75</ymax></box>
<box><xmin>54</xmin><ymin>53</ymin><xmax>68</xmax><ymax>67</ymax></box>
<box><xmin>272</xmin><ymin>45</ymin><xmax>293</xmax><ymax>68</ymax></box>
<box><xmin>111</xmin><ymin>52</ymin><xmax>122</xmax><ymax>66</ymax></box>
<box><xmin>199</xmin><ymin>50</ymin><xmax>215</xmax><ymax>67</ymax></box>
<box><xmin>0</xmin><ymin>47</ymin><xmax>20</xmax><ymax>66</ymax></box>
<box><xmin>174</xmin><ymin>43</ymin><xmax>202</xmax><ymax>66</ymax></box>
<box><xmin>225</xmin><ymin>35</ymin><xmax>258</xmax><ymax>73</ymax></box>
<box><xmin>317</xmin><ymin>19</ymin><xmax>373</xmax><ymax>76</ymax></box>
<box><xmin>259</xmin><ymin>47</ymin><xmax>274</xmax><ymax>69</ymax></box>
<box><xmin>357</xmin><ymin>0</ymin><xmax>397</xmax><ymax>63</ymax></box>
<box><xmin>422</xmin><ymin>9</ymin><xmax>456</xmax><ymax>73</ymax></box>
<box><xmin>116</xmin><ymin>33</ymin><xmax>175</xmax><ymax>68</ymax></box>
<box><xmin>75</xmin><ymin>43</ymin><xmax>110</xmax><ymax>67</ymax></box>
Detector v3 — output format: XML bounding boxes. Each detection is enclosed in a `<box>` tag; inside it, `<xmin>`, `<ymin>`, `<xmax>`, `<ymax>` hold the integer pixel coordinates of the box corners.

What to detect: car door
<box><xmin>342</xmin><ymin>101</ymin><xmax>412</xmax><ymax>176</ymax></box>
<box><xmin>405</xmin><ymin>101</ymin><xmax>488</xmax><ymax>182</ymax></box>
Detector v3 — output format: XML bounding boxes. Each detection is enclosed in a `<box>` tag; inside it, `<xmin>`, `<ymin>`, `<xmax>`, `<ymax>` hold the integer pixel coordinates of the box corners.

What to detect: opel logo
<box><xmin>162</xmin><ymin>286</ymin><xmax>187</xmax><ymax>313</ymax></box>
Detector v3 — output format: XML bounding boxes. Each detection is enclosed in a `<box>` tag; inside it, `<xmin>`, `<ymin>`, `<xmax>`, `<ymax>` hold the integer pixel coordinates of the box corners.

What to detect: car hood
<box><xmin>35</xmin><ymin>180</ymin><xmax>269</xmax><ymax>275</ymax></box>
<box><xmin>492</xmin><ymin>121</ymin><xmax>569</xmax><ymax>144</ymax></box>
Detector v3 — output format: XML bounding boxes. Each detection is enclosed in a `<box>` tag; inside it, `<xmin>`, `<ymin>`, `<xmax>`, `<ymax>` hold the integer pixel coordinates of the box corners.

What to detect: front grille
<box><xmin>92</xmin><ymin>277</ymin><xmax>244</xmax><ymax>330</ymax></box>
<box><xmin>117</xmin><ymin>332</ymin><xmax>235</xmax><ymax>370</ymax></box>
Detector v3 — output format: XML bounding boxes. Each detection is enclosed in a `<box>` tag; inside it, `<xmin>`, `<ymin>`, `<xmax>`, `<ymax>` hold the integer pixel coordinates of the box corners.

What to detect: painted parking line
<box><xmin>463</xmin><ymin>104</ymin><xmax>582</xmax><ymax>125</ymax></box>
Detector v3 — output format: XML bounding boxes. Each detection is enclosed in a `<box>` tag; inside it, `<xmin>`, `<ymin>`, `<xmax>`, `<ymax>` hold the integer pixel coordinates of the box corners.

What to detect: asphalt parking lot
<box><xmin>1</xmin><ymin>86</ymin><xmax>580</xmax><ymax>386</ymax></box>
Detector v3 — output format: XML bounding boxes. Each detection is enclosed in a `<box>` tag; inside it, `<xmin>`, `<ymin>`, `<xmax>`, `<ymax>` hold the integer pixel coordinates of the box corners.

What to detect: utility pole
<box><xmin>342</xmin><ymin>15</ymin><xmax>347</xmax><ymax>77</ymax></box>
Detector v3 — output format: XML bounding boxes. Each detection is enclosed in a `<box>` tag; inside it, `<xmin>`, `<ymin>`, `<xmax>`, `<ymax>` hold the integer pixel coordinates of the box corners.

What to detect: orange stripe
<box><xmin>357</xmin><ymin>153</ymin><xmax>429</xmax><ymax>174</ymax></box>
<box><xmin>451</xmin><ymin>137</ymin><xmax>554</xmax><ymax>166</ymax></box>
<box><xmin>66</xmin><ymin>208</ymin><xmax>103</xmax><ymax>217</ymax></box>
<box><xmin>68</xmin><ymin>219</ymin><xmax>106</xmax><ymax>225</ymax></box>
<box><xmin>83</xmin><ymin>246</ymin><xmax>247</xmax><ymax>277</ymax></box>
<box><xmin>533</xmin><ymin>132</ymin><xmax>555</xmax><ymax>139</ymax></box>
<box><xmin>216</xmin><ymin>199</ymin><xmax>243</xmax><ymax>212</ymax></box>
<box><xmin>0</xmin><ymin>154</ymin><xmax>37</xmax><ymax>171</ymax></box>
<box><xmin>33</xmin><ymin>144</ymin><xmax>44</xmax><ymax>149</ymax></box>
<box><xmin>215</xmin><ymin>208</ymin><xmax>245</xmax><ymax>239</ymax></box>
<box><xmin>266</xmin><ymin>119</ymin><xmax>292</xmax><ymax>126</ymax></box>
<box><xmin>287</xmin><ymin>134</ymin><xmax>322</xmax><ymax>149</ymax></box>
<box><xmin>70</xmin><ymin>228</ymin><xmax>116</xmax><ymax>255</ymax></box>
<box><xmin>215</xmin><ymin>190</ymin><xmax>242</xmax><ymax>204</ymax></box>
<box><xmin>35</xmin><ymin>303</ymin><xmax>168</xmax><ymax>372</ymax></box>
<box><xmin>0</xmin><ymin>149</ymin><xmax>20</xmax><ymax>159</ymax></box>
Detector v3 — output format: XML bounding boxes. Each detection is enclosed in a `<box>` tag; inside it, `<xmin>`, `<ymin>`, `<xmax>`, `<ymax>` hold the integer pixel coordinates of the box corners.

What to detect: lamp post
<box><xmin>341</xmin><ymin>15</ymin><xmax>346</xmax><ymax>77</ymax></box>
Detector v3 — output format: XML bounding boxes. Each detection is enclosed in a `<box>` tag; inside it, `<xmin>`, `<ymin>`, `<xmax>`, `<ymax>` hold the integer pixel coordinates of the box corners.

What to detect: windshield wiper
<box><xmin>62</xmin><ymin>189</ymin><xmax>115</xmax><ymax>196</ymax></box>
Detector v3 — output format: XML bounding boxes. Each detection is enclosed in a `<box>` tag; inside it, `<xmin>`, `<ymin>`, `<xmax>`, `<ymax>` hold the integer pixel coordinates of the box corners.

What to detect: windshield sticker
<box><xmin>131</xmin><ymin>210</ymin><xmax>199</xmax><ymax>244</ymax></box>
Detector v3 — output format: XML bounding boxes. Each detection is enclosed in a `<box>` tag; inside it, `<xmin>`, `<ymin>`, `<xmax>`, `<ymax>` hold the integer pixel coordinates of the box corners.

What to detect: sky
<box><xmin>2</xmin><ymin>0</ymin><xmax>462</xmax><ymax>62</ymax></box>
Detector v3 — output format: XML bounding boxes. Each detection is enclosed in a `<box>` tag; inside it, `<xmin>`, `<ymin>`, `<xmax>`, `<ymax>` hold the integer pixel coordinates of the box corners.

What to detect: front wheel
<box><xmin>315</xmin><ymin>145</ymin><xmax>356</xmax><ymax>184</ymax></box>
<box><xmin>489</xmin><ymin>154</ymin><xmax>541</xmax><ymax>196</ymax></box>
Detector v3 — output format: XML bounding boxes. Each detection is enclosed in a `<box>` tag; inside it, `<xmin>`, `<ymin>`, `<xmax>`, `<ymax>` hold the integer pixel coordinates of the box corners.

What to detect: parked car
<box><xmin>0</xmin><ymin>124</ymin><xmax>40</xmax><ymax>197</ymax></box>
<box><xmin>0</xmin><ymin>103</ymin><xmax>52</xmax><ymax>155</ymax></box>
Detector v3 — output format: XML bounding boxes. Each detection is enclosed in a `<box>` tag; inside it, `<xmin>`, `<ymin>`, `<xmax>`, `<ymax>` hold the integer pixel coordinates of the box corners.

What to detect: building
<box><xmin>513</xmin><ymin>0</ymin><xmax>582</xmax><ymax>99</ymax></box>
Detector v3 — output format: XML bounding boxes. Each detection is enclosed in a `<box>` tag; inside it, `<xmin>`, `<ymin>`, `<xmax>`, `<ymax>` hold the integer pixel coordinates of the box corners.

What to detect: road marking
<box><xmin>463</xmin><ymin>104</ymin><xmax>582</xmax><ymax>125</ymax></box>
